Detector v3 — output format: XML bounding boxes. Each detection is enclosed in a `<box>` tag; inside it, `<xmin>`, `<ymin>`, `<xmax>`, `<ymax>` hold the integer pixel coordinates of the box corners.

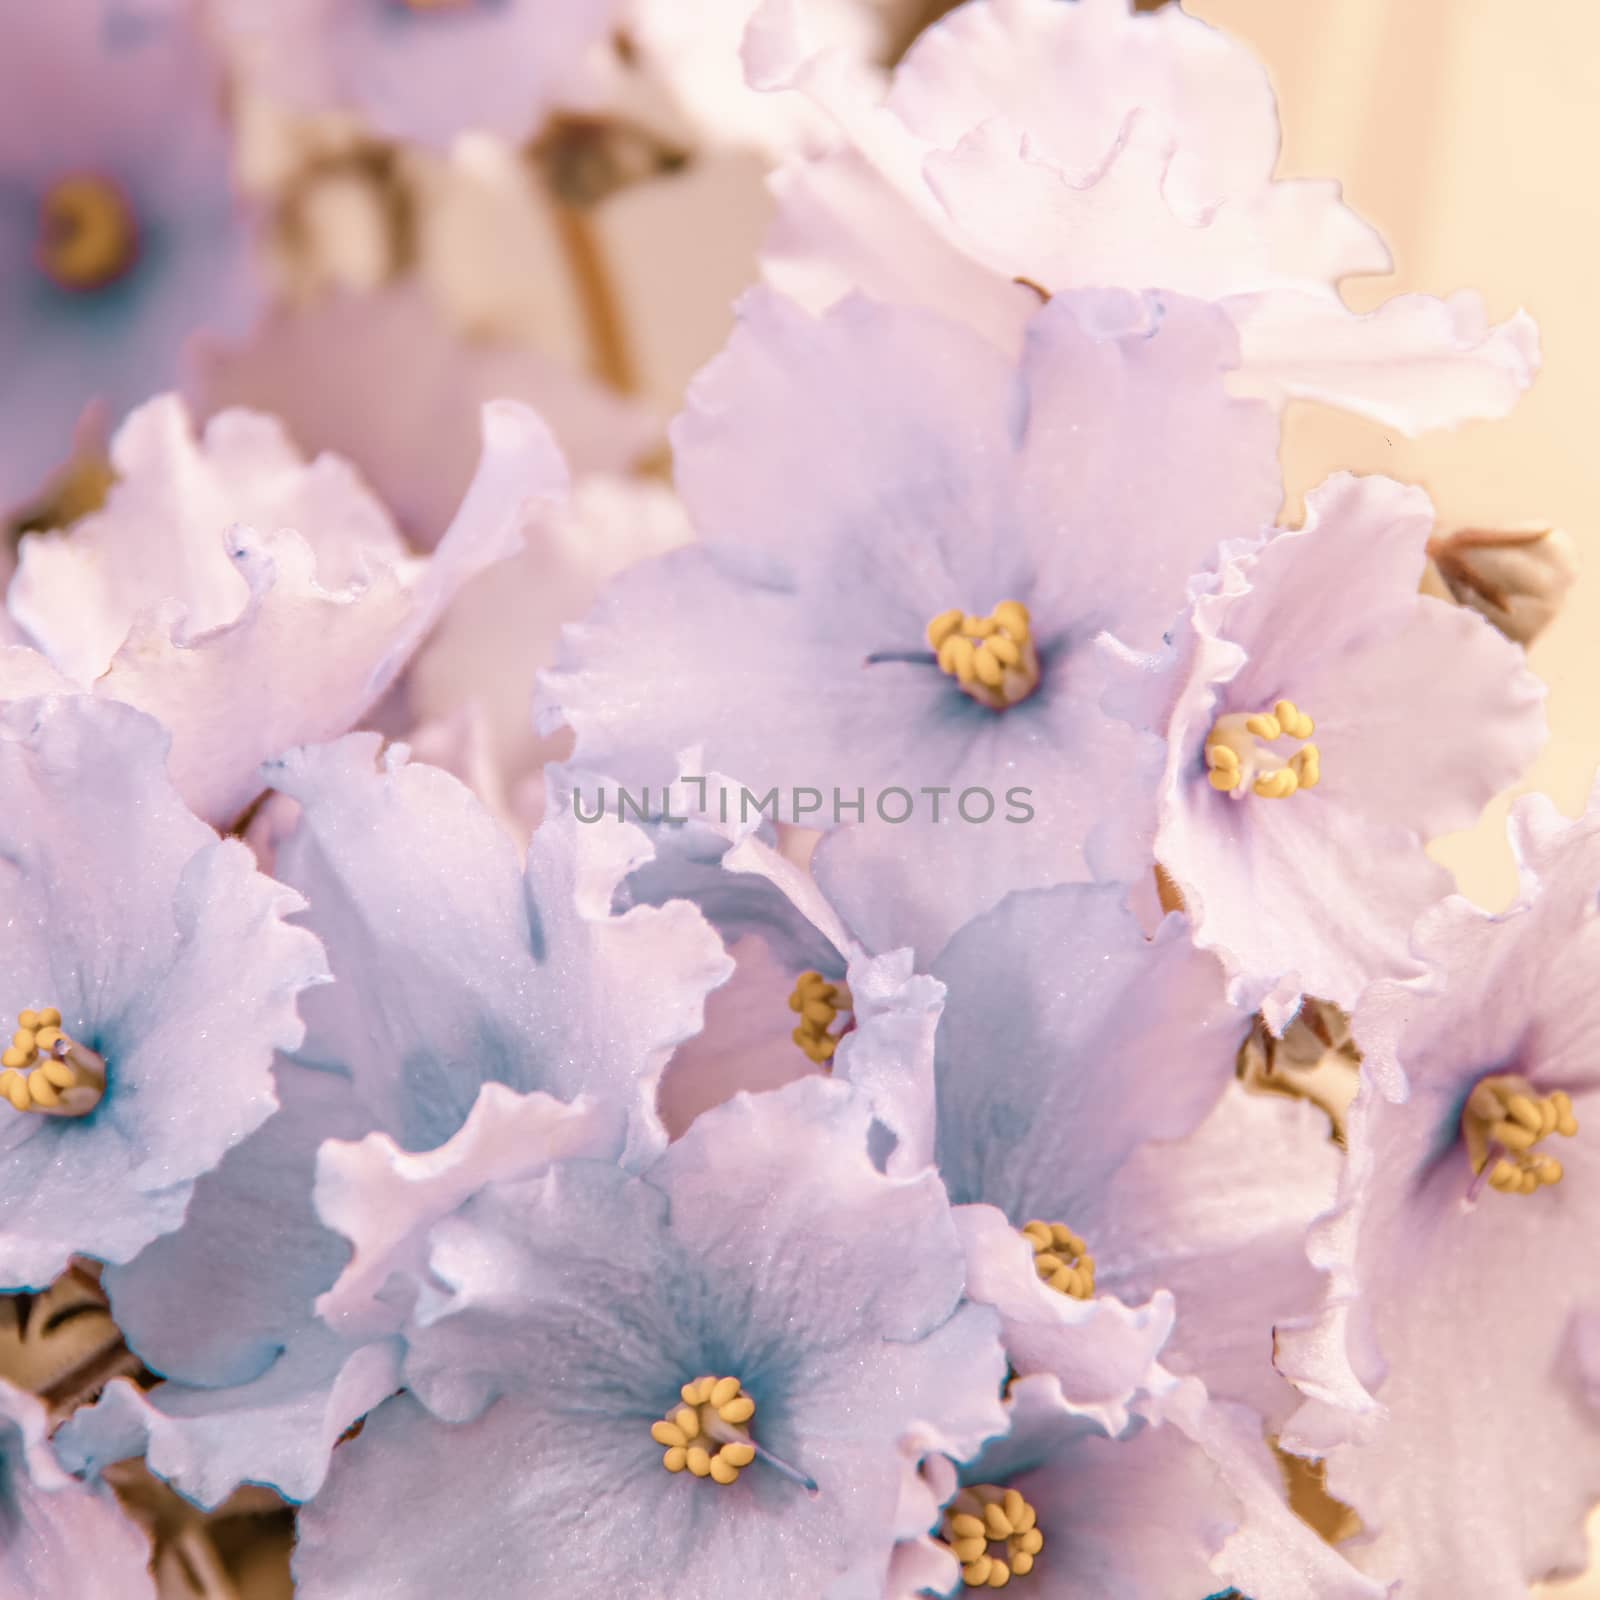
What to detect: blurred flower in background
<box><xmin>0</xmin><ymin>0</ymin><xmax>260</xmax><ymax>516</ymax></box>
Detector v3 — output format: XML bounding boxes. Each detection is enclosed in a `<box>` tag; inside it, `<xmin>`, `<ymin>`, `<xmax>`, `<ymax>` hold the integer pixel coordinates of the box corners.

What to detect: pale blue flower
<box><xmin>0</xmin><ymin>696</ymin><xmax>325</xmax><ymax>1291</ymax></box>
<box><xmin>293</xmin><ymin>1077</ymin><xmax>1009</xmax><ymax>1600</ymax></box>
<box><xmin>542</xmin><ymin>286</ymin><xmax>1282</xmax><ymax>948</ymax></box>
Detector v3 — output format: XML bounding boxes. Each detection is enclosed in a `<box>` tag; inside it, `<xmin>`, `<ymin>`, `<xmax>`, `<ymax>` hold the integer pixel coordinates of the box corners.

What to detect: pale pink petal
<box><xmin>315</xmin><ymin>1086</ymin><xmax>627</xmax><ymax>1339</ymax></box>
<box><xmin>2</xmin><ymin>399</ymin><xmax>568</xmax><ymax>826</ymax></box>
<box><xmin>1230</xmin><ymin>290</ymin><xmax>1541</xmax><ymax>433</ymax></box>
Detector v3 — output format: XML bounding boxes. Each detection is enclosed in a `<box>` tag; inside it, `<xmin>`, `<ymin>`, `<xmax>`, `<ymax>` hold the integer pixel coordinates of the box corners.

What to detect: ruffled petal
<box><xmin>314</xmin><ymin>1085</ymin><xmax>626</xmax><ymax>1340</ymax></box>
<box><xmin>3</xmin><ymin>399</ymin><xmax>568</xmax><ymax>826</ymax></box>
<box><xmin>1230</xmin><ymin>289</ymin><xmax>1540</xmax><ymax>434</ymax></box>
<box><xmin>10</xmin><ymin>396</ymin><xmax>403</xmax><ymax>686</ymax></box>
<box><xmin>53</xmin><ymin>1329</ymin><xmax>401</xmax><ymax>1509</ymax></box>
<box><xmin>926</xmin><ymin>118</ymin><xmax>1387</xmax><ymax>305</ymax></box>
<box><xmin>0</xmin><ymin>1380</ymin><xmax>155</xmax><ymax>1600</ymax></box>
<box><xmin>266</xmin><ymin>736</ymin><xmax>731</xmax><ymax>1159</ymax></box>
<box><xmin>954</xmin><ymin>1203</ymin><xmax>1174</xmax><ymax>1435</ymax></box>
<box><xmin>1093</xmin><ymin>1088</ymin><xmax>1341</xmax><ymax>1429</ymax></box>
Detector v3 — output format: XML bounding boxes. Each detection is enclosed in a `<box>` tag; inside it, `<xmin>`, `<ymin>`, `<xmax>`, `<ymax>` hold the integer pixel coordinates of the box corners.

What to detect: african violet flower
<box><xmin>893</xmin><ymin>880</ymin><xmax>1341</xmax><ymax>1437</ymax></box>
<box><xmin>292</xmin><ymin>1076</ymin><xmax>1010</xmax><ymax>1599</ymax></box>
<box><xmin>0</xmin><ymin>1379</ymin><xmax>155</xmax><ymax>1600</ymax></box>
<box><xmin>0</xmin><ymin>696</ymin><xmax>326</xmax><ymax>1291</ymax></box>
<box><xmin>889</xmin><ymin>1374</ymin><xmax>1382</xmax><ymax>1600</ymax></box>
<box><xmin>0</xmin><ymin>0</ymin><xmax>260</xmax><ymax>510</ymax></box>
<box><xmin>222</xmin><ymin>0</ymin><xmax>623</xmax><ymax>149</ymax></box>
<box><xmin>58</xmin><ymin>735</ymin><xmax>732</xmax><ymax>1505</ymax></box>
<box><xmin>0</xmin><ymin>394</ymin><xmax>567</xmax><ymax>826</ymax></box>
<box><xmin>543</xmin><ymin>285</ymin><xmax>1281</xmax><ymax>940</ymax></box>
<box><xmin>1275</xmin><ymin>787</ymin><xmax>1600</xmax><ymax>1594</ymax></box>
<box><xmin>749</xmin><ymin>0</ymin><xmax>1537</xmax><ymax>433</ymax></box>
<box><xmin>192</xmin><ymin>282</ymin><xmax>659</xmax><ymax>546</ymax></box>
<box><xmin>599</xmin><ymin>764</ymin><xmax>946</xmax><ymax>1148</ymax></box>
<box><xmin>1133</xmin><ymin>472</ymin><xmax>1546</xmax><ymax>1024</ymax></box>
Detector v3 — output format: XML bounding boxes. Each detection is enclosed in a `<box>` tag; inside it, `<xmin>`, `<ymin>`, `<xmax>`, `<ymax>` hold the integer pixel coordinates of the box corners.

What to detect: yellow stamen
<box><xmin>402</xmin><ymin>0</ymin><xmax>473</xmax><ymax>9</ymax></box>
<box><xmin>0</xmin><ymin>1008</ymin><xmax>105</xmax><ymax>1118</ymax></box>
<box><xmin>654</xmin><ymin>1375</ymin><xmax>758</xmax><ymax>1487</ymax></box>
<box><xmin>37</xmin><ymin>177</ymin><xmax>138</xmax><ymax>293</ymax></box>
<box><xmin>1205</xmin><ymin>699</ymin><xmax>1320</xmax><ymax>800</ymax></box>
<box><xmin>927</xmin><ymin>603</ymin><xmax>1041</xmax><ymax>711</ymax></box>
<box><xmin>1020</xmin><ymin>1220</ymin><xmax>1095</xmax><ymax>1301</ymax></box>
<box><xmin>1462</xmin><ymin>1074</ymin><xmax>1577</xmax><ymax>1198</ymax></box>
<box><xmin>940</xmin><ymin>1484</ymin><xmax>1045</xmax><ymax>1587</ymax></box>
<box><xmin>788</xmin><ymin>971</ymin><xmax>853</xmax><ymax>1066</ymax></box>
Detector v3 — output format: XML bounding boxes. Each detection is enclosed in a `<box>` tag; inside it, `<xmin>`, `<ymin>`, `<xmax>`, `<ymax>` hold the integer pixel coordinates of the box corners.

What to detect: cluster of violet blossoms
<box><xmin>0</xmin><ymin>1</ymin><xmax>1590</xmax><ymax>1597</ymax></box>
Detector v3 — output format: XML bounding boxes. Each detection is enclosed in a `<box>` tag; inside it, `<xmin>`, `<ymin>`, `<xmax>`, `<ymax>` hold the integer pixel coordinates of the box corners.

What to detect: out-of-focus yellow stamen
<box><xmin>788</xmin><ymin>971</ymin><xmax>853</xmax><ymax>1065</ymax></box>
<box><xmin>0</xmin><ymin>1008</ymin><xmax>105</xmax><ymax>1118</ymax></box>
<box><xmin>37</xmin><ymin>177</ymin><xmax>138</xmax><ymax>292</ymax></box>
<box><xmin>941</xmin><ymin>1483</ymin><xmax>1045</xmax><ymax>1587</ymax></box>
<box><xmin>1463</xmin><ymin>1074</ymin><xmax>1577</xmax><ymax>1197</ymax></box>
<box><xmin>927</xmin><ymin>602</ymin><xmax>1040</xmax><ymax>711</ymax></box>
<box><xmin>651</xmin><ymin>1375</ymin><xmax>759</xmax><ymax>1486</ymax></box>
<box><xmin>1205</xmin><ymin>699</ymin><xmax>1320</xmax><ymax>800</ymax></box>
<box><xmin>1021</xmin><ymin>1220</ymin><xmax>1095</xmax><ymax>1301</ymax></box>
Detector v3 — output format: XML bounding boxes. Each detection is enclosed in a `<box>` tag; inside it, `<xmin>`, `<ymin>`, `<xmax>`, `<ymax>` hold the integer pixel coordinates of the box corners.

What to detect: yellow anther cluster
<box><xmin>1463</xmin><ymin>1075</ymin><xmax>1578</xmax><ymax>1197</ymax></box>
<box><xmin>1022</xmin><ymin>1220</ymin><xmax>1095</xmax><ymax>1301</ymax></box>
<box><xmin>38</xmin><ymin>176</ymin><xmax>138</xmax><ymax>292</ymax></box>
<box><xmin>789</xmin><ymin>971</ymin><xmax>853</xmax><ymax>1065</ymax></box>
<box><xmin>941</xmin><ymin>1484</ymin><xmax>1044</xmax><ymax>1588</ymax></box>
<box><xmin>1205</xmin><ymin>699</ymin><xmax>1320</xmax><ymax>800</ymax></box>
<box><xmin>651</xmin><ymin>1375</ymin><xmax>758</xmax><ymax>1485</ymax></box>
<box><xmin>0</xmin><ymin>1009</ymin><xmax>105</xmax><ymax>1118</ymax></box>
<box><xmin>927</xmin><ymin>603</ymin><xmax>1041</xmax><ymax>711</ymax></box>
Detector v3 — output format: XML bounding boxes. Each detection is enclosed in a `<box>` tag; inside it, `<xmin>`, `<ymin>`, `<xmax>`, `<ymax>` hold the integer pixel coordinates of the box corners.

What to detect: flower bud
<box><xmin>1426</xmin><ymin>524</ymin><xmax>1578</xmax><ymax>646</ymax></box>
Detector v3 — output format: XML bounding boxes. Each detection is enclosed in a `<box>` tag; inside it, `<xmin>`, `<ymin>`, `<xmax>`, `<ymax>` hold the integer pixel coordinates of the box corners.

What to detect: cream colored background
<box><xmin>1191</xmin><ymin>0</ymin><xmax>1599</xmax><ymax>914</ymax></box>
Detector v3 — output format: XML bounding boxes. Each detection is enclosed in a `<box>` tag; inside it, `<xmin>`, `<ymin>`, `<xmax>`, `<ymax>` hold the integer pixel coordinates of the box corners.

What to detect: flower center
<box><xmin>1205</xmin><ymin>699</ymin><xmax>1320</xmax><ymax>800</ymax></box>
<box><xmin>927</xmin><ymin>603</ymin><xmax>1040</xmax><ymax>711</ymax></box>
<box><xmin>1021</xmin><ymin>1220</ymin><xmax>1095</xmax><ymax>1300</ymax></box>
<box><xmin>1462</xmin><ymin>1074</ymin><xmax>1577</xmax><ymax>1197</ymax></box>
<box><xmin>788</xmin><ymin>971</ymin><xmax>853</xmax><ymax>1065</ymax></box>
<box><xmin>37</xmin><ymin>176</ymin><xmax>139</xmax><ymax>292</ymax></box>
<box><xmin>651</xmin><ymin>1375</ymin><xmax>759</xmax><ymax>1485</ymax></box>
<box><xmin>941</xmin><ymin>1484</ymin><xmax>1045</xmax><ymax>1587</ymax></box>
<box><xmin>0</xmin><ymin>1009</ymin><xmax>106</xmax><ymax>1118</ymax></box>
